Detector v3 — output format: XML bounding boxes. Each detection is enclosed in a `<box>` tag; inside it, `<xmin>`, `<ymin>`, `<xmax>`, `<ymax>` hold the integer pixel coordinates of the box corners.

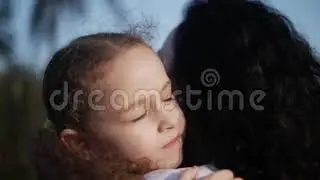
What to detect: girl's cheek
<box><xmin>173</xmin><ymin>106</ymin><xmax>186</xmax><ymax>129</ymax></box>
<box><xmin>117</xmin><ymin>131</ymin><xmax>155</xmax><ymax>159</ymax></box>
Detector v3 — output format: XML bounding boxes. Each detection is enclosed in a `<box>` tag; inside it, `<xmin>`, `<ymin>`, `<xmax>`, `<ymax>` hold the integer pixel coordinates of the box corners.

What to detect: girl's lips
<box><xmin>162</xmin><ymin>135</ymin><xmax>182</xmax><ymax>149</ymax></box>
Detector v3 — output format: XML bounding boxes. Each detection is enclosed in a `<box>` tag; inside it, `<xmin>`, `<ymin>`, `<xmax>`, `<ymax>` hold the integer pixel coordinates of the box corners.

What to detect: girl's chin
<box><xmin>162</xmin><ymin>150</ymin><xmax>183</xmax><ymax>169</ymax></box>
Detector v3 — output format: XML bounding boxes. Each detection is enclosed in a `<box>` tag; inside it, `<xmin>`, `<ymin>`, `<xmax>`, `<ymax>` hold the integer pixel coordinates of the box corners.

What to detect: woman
<box><xmin>162</xmin><ymin>1</ymin><xmax>320</xmax><ymax>180</ymax></box>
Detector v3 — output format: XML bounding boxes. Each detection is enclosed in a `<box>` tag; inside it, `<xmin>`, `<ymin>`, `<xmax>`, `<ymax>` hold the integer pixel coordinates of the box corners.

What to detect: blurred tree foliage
<box><xmin>0</xmin><ymin>0</ymin><xmax>125</xmax><ymax>179</ymax></box>
<box><xmin>0</xmin><ymin>65</ymin><xmax>45</xmax><ymax>180</ymax></box>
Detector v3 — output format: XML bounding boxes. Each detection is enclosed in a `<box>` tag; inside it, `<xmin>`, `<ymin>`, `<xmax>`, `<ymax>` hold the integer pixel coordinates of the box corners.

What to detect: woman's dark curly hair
<box><xmin>171</xmin><ymin>1</ymin><xmax>320</xmax><ymax>180</ymax></box>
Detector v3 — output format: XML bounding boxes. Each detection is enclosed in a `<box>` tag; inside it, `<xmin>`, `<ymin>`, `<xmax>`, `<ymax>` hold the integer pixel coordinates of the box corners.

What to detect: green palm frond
<box><xmin>0</xmin><ymin>0</ymin><xmax>10</xmax><ymax>23</ymax></box>
<box><xmin>31</xmin><ymin>0</ymin><xmax>86</xmax><ymax>43</ymax></box>
<box><xmin>0</xmin><ymin>0</ymin><xmax>12</xmax><ymax>63</ymax></box>
<box><xmin>0</xmin><ymin>33</ymin><xmax>11</xmax><ymax>57</ymax></box>
<box><xmin>31</xmin><ymin>0</ymin><xmax>127</xmax><ymax>44</ymax></box>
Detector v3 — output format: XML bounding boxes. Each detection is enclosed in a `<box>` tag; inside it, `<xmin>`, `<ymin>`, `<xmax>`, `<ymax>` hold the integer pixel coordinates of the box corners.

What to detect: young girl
<box><xmin>38</xmin><ymin>32</ymin><xmax>239</xmax><ymax>180</ymax></box>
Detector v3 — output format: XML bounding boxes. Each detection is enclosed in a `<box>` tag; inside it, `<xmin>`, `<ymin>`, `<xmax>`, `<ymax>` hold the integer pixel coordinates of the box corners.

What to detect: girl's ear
<box><xmin>60</xmin><ymin>129</ymin><xmax>91</xmax><ymax>160</ymax></box>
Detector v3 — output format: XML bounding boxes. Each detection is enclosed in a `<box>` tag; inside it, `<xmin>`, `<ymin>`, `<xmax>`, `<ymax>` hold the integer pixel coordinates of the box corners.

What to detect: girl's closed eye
<box><xmin>131</xmin><ymin>111</ymin><xmax>147</xmax><ymax>123</ymax></box>
<box><xmin>120</xmin><ymin>105</ymin><xmax>147</xmax><ymax>123</ymax></box>
<box><xmin>161</xmin><ymin>83</ymin><xmax>175</xmax><ymax>102</ymax></box>
<box><xmin>163</xmin><ymin>94</ymin><xmax>175</xmax><ymax>102</ymax></box>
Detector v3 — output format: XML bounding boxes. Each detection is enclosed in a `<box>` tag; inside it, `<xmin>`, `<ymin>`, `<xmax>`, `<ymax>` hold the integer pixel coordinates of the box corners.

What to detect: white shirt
<box><xmin>144</xmin><ymin>166</ymin><xmax>215</xmax><ymax>180</ymax></box>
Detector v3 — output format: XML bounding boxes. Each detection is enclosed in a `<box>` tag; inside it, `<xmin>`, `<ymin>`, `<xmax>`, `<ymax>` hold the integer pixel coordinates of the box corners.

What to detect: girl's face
<box><xmin>87</xmin><ymin>45</ymin><xmax>186</xmax><ymax>170</ymax></box>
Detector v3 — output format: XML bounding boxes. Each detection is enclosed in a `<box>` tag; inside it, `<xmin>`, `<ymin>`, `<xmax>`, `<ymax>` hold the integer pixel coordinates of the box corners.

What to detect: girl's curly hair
<box><xmin>33</xmin><ymin>127</ymin><xmax>148</xmax><ymax>180</ymax></box>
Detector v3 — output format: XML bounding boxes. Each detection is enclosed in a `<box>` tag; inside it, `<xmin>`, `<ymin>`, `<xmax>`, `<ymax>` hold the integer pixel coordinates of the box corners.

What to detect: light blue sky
<box><xmin>13</xmin><ymin>0</ymin><xmax>320</xmax><ymax>71</ymax></box>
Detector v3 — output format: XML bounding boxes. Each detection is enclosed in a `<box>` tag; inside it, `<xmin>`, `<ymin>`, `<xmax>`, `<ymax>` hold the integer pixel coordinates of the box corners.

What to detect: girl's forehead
<box><xmin>97</xmin><ymin>46</ymin><xmax>169</xmax><ymax>93</ymax></box>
